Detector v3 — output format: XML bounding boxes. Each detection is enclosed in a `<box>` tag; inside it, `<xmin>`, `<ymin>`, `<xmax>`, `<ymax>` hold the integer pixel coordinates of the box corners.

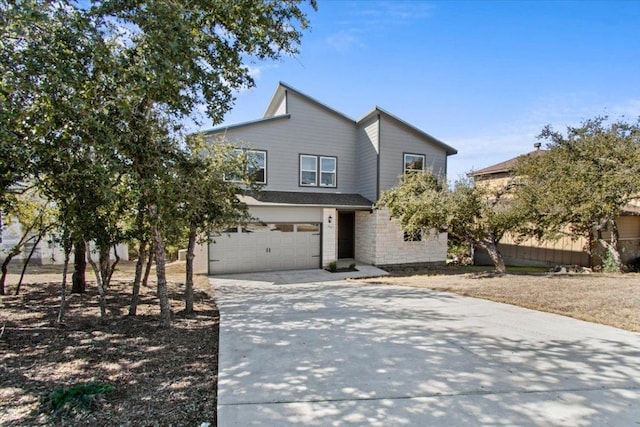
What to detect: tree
<box><xmin>174</xmin><ymin>138</ymin><xmax>253</xmax><ymax>314</ymax></box>
<box><xmin>515</xmin><ymin>116</ymin><xmax>640</xmax><ymax>272</ymax></box>
<box><xmin>2</xmin><ymin>0</ymin><xmax>316</xmax><ymax>328</ymax></box>
<box><xmin>91</xmin><ymin>0</ymin><xmax>316</xmax><ymax>327</ymax></box>
<box><xmin>0</xmin><ymin>191</ymin><xmax>56</xmax><ymax>294</ymax></box>
<box><xmin>378</xmin><ymin>172</ymin><xmax>523</xmax><ymax>274</ymax></box>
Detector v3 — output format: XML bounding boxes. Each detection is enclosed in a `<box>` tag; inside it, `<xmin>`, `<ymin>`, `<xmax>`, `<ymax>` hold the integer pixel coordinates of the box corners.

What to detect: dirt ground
<box><xmin>359</xmin><ymin>266</ymin><xmax>640</xmax><ymax>333</ymax></box>
<box><xmin>0</xmin><ymin>261</ymin><xmax>218</xmax><ymax>427</ymax></box>
<box><xmin>2</xmin><ymin>262</ymin><xmax>639</xmax><ymax>426</ymax></box>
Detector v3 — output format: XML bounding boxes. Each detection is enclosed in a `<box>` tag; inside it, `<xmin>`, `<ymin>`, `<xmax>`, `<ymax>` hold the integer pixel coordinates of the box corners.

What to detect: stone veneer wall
<box><xmin>355</xmin><ymin>211</ymin><xmax>376</xmax><ymax>264</ymax></box>
<box><xmin>322</xmin><ymin>208</ymin><xmax>338</xmax><ymax>267</ymax></box>
<box><xmin>355</xmin><ymin>209</ymin><xmax>447</xmax><ymax>266</ymax></box>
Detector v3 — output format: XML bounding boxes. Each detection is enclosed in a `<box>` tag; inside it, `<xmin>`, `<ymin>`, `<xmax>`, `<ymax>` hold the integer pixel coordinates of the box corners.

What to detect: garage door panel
<box><xmin>209</xmin><ymin>222</ymin><xmax>321</xmax><ymax>274</ymax></box>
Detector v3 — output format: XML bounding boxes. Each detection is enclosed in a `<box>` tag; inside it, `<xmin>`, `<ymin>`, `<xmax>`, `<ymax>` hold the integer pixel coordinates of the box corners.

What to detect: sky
<box><xmin>198</xmin><ymin>0</ymin><xmax>640</xmax><ymax>181</ymax></box>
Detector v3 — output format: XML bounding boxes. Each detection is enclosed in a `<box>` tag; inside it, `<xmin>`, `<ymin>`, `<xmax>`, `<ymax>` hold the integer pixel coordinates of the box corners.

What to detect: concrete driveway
<box><xmin>212</xmin><ymin>277</ymin><xmax>640</xmax><ymax>426</ymax></box>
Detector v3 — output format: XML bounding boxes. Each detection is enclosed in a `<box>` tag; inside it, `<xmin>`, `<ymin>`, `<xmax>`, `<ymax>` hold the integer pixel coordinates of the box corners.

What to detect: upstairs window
<box><xmin>320</xmin><ymin>157</ymin><xmax>336</xmax><ymax>187</ymax></box>
<box><xmin>300</xmin><ymin>155</ymin><xmax>318</xmax><ymax>186</ymax></box>
<box><xmin>404</xmin><ymin>153</ymin><xmax>425</xmax><ymax>174</ymax></box>
<box><xmin>225</xmin><ymin>149</ymin><xmax>267</xmax><ymax>184</ymax></box>
<box><xmin>300</xmin><ymin>154</ymin><xmax>337</xmax><ymax>187</ymax></box>
<box><xmin>247</xmin><ymin>150</ymin><xmax>266</xmax><ymax>184</ymax></box>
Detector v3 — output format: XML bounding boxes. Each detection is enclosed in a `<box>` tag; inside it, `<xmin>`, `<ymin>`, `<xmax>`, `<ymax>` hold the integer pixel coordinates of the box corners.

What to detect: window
<box><xmin>247</xmin><ymin>150</ymin><xmax>266</xmax><ymax>184</ymax></box>
<box><xmin>403</xmin><ymin>231</ymin><xmax>422</xmax><ymax>242</ymax></box>
<box><xmin>404</xmin><ymin>153</ymin><xmax>425</xmax><ymax>174</ymax></box>
<box><xmin>225</xmin><ymin>149</ymin><xmax>267</xmax><ymax>184</ymax></box>
<box><xmin>320</xmin><ymin>157</ymin><xmax>336</xmax><ymax>187</ymax></box>
<box><xmin>300</xmin><ymin>155</ymin><xmax>317</xmax><ymax>186</ymax></box>
<box><xmin>300</xmin><ymin>154</ymin><xmax>337</xmax><ymax>187</ymax></box>
<box><xmin>296</xmin><ymin>224</ymin><xmax>320</xmax><ymax>233</ymax></box>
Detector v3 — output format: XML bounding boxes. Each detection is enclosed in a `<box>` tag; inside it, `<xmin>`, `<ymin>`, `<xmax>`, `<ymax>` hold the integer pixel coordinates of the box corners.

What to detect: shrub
<box><xmin>39</xmin><ymin>382</ymin><xmax>114</xmax><ymax>418</ymax></box>
<box><xmin>328</xmin><ymin>261</ymin><xmax>337</xmax><ymax>272</ymax></box>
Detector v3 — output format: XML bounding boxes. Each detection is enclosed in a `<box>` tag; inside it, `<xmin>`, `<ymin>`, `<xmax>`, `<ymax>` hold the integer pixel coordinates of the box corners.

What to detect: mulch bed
<box><xmin>0</xmin><ymin>276</ymin><xmax>219</xmax><ymax>426</ymax></box>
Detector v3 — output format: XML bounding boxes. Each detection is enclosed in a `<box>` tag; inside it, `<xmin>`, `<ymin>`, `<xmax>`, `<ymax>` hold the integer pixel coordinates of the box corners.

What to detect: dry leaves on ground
<box><xmin>0</xmin><ymin>262</ymin><xmax>218</xmax><ymax>427</ymax></box>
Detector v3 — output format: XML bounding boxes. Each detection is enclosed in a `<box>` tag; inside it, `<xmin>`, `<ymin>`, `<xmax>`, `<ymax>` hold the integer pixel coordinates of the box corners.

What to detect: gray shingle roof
<box><xmin>248</xmin><ymin>191</ymin><xmax>374</xmax><ymax>208</ymax></box>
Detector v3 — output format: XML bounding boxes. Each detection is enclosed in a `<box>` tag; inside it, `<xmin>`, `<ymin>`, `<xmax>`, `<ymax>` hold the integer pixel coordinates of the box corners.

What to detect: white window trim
<box><xmin>247</xmin><ymin>150</ymin><xmax>267</xmax><ymax>184</ymax></box>
<box><xmin>225</xmin><ymin>148</ymin><xmax>267</xmax><ymax>184</ymax></box>
<box><xmin>404</xmin><ymin>153</ymin><xmax>426</xmax><ymax>174</ymax></box>
<box><xmin>300</xmin><ymin>154</ymin><xmax>318</xmax><ymax>186</ymax></box>
<box><xmin>319</xmin><ymin>156</ymin><xmax>337</xmax><ymax>188</ymax></box>
<box><xmin>300</xmin><ymin>154</ymin><xmax>337</xmax><ymax>187</ymax></box>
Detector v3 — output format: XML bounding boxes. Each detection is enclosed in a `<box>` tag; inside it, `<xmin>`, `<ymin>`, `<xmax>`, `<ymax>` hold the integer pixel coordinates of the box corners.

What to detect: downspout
<box><xmin>376</xmin><ymin>114</ymin><xmax>381</xmax><ymax>201</ymax></box>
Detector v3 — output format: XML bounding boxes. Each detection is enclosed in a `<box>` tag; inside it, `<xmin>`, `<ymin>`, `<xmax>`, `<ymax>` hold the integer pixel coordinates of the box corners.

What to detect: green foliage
<box><xmin>377</xmin><ymin>171</ymin><xmax>523</xmax><ymax>273</ymax></box>
<box><xmin>328</xmin><ymin>261</ymin><xmax>337</xmax><ymax>273</ymax></box>
<box><xmin>515</xmin><ymin>116</ymin><xmax>640</xmax><ymax>272</ymax></box>
<box><xmin>2</xmin><ymin>0</ymin><xmax>316</xmax><ymax>323</ymax></box>
<box><xmin>600</xmin><ymin>250</ymin><xmax>620</xmax><ymax>273</ymax></box>
<box><xmin>39</xmin><ymin>382</ymin><xmax>114</xmax><ymax>418</ymax></box>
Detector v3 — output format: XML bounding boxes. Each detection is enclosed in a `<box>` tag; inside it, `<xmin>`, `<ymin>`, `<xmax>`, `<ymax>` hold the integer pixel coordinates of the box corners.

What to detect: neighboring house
<box><xmin>469</xmin><ymin>146</ymin><xmax>640</xmax><ymax>268</ymax></box>
<box><xmin>1</xmin><ymin>213</ymin><xmax>128</xmax><ymax>266</ymax></box>
<box><xmin>193</xmin><ymin>82</ymin><xmax>457</xmax><ymax>274</ymax></box>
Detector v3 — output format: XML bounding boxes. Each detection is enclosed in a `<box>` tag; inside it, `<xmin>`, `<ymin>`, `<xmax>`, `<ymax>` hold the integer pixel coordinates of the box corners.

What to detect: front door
<box><xmin>338</xmin><ymin>211</ymin><xmax>355</xmax><ymax>259</ymax></box>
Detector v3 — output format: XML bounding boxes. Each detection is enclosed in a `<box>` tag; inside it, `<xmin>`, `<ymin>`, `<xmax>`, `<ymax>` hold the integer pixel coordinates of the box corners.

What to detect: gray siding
<box><xmin>378</xmin><ymin>116</ymin><xmax>448</xmax><ymax>193</ymax></box>
<box><xmin>208</xmin><ymin>91</ymin><xmax>358</xmax><ymax>193</ymax></box>
<box><xmin>356</xmin><ymin>115</ymin><xmax>379</xmax><ymax>202</ymax></box>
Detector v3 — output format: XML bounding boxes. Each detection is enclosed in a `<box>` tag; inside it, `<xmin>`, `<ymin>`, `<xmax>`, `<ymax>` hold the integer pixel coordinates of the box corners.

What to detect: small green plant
<box><xmin>328</xmin><ymin>261</ymin><xmax>337</xmax><ymax>272</ymax></box>
<box><xmin>601</xmin><ymin>250</ymin><xmax>621</xmax><ymax>273</ymax></box>
<box><xmin>40</xmin><ymin>382</ymin><xmax>114</xmax><ymax>418</ymax></box>
<box><xmin>349</xmin><ymin>263</ymin><xmax>356</xmax><ymax>271</ymax></box>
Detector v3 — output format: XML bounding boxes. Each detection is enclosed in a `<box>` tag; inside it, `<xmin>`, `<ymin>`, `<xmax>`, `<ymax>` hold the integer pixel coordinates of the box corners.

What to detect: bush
<box><xmin>601</xmin><ymin>250</ymin><xmax>621</xmax><ymax>273</ymax></box>
<box><xmin>328</xmin><ymin>261</ymin><xmax>337</xmax><ymax>272</ymax></box>
<box><xmin>39</xmin><ymin>382</ymin><xmax>114</xmax><ymax>418</ymax></box>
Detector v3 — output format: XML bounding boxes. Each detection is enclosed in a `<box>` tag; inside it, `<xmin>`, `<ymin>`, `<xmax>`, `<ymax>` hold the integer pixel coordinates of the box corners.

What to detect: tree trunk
<box><xmin>599</xmin><ymin>218</ymin><xmax>623</xmax><ymax>273</ymax></box>
<box><xmin>87</xmin><ymin>243</ymin><xmax>107</xmax><ymax>320</ymax></box>
<box><xmin>185</xmin><ymin>228</ymin><xmax>197</xmax><ymax>315</ymax></box>
<box><xmin>56</xmin><ymin>241</ymin><xmax>73</xmax><ymax>325</ymax></box>
<box><xmin>15</xmin><ymin>233</ymin><xmax>43</xmax><ymax>295</ymax></box>
<box><xmin>106</xmin><ymin>244</ymin><xmax>120</xmax><ymax>286</ymax></box>
<box><xmin>482</xmin><ymin>241</ymin><xmax>507</xmax><ymax>275</ymax></box>
<box><xmin>153</xmin><ymin>223</ymin><xmax>171</xmax><ymax>328</ymax></box>
<box><xmin>71</xmin><ymin>241</ymin><xmax>86</xmax><ymax>294</ymax></box>
<box><xmin>142</xmin><ymin>242</ymin><xmax>154</xmax><ymax>287</ymax></box>
<box><xmin>0</xmin><ymin>247</ymin><xmax>21</xmax><ymax>295</ymax></box>
<box><xmin>129</xmin><ymin>240</ymin><xmax>147</xmax><ymax>316</ymax></box>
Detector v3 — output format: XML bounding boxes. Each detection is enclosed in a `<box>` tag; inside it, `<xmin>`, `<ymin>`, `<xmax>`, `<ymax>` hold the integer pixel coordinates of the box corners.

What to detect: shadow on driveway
<box><xmin>213</xmin><ymin>280</ymin><xmax>640</xmax><ymax>426</ymax></box>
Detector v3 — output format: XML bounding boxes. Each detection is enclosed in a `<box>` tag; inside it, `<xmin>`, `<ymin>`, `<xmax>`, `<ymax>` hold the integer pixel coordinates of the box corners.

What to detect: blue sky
<box><xmin>202</xmin><ymin>0</ymin><xmax>640</xmax><ymax>181</ymax></box>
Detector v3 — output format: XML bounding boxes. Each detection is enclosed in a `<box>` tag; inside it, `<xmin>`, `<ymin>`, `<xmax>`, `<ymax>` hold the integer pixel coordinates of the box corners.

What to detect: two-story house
<box><xmin>193</xmin><ymin>83</ymin><xmax>457</xmax><ymax>275</ymax></box>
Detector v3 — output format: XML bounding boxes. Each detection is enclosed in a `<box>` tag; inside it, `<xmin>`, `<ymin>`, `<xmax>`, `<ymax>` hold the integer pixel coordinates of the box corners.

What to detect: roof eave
<box><xmin>358</xmin><ymin>107</ymin><xmax>458</xmax><ymax>156</ymax></box>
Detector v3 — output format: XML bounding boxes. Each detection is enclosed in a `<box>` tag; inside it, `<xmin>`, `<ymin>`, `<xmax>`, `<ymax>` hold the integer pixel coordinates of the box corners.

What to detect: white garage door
<box><xmin>208</xmin><ymin>223</ymin><xmax>321</xmax><ymax>274</ymax></box>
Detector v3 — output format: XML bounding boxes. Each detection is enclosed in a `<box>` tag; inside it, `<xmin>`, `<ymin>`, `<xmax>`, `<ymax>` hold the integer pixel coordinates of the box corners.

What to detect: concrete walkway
<box><xmin>212</xmin><ymin>277</ymin><xmax>640</xmax><ymax>426</ymax></box>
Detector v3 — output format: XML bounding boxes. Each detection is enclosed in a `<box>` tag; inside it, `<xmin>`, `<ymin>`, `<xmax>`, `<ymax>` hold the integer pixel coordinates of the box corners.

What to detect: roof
<box><xmin>202</xmin><ymin>82</ymin><xmax>457</xmax><ymax>156</ymax></box>
<box><xmin>469</xmin><ymin>149</ymin><xmax>547</xmax><ymax>177</ymax></box>
<box><xmin>264</xmin><ymin>82</ymin><xmax>356</xmax><ymax>123</ymax></box>
<box><xmin>199</xmin><ymin>114</ymin><xmax>290</xmax><ymax>136</ymax></box>
<box><xmin>358</xmin><ymin>107</ymin><xmax>458</xmax><ymax>156</ymax></box>
<box><xmin>240</xmin><ymin>191</ymin><xmax>374</xmax><ymax>209</ymax></box>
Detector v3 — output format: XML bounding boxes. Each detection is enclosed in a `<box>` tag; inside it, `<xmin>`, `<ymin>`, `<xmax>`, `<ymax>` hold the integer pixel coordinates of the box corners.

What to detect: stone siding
<box><xmin>355</xmin><ymin>209</ymin><xmax>447</xmax><ymax>266</ymax></box>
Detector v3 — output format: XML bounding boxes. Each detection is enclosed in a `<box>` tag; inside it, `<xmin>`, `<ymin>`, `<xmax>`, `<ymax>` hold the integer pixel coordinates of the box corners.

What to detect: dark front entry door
<box><xmin>338</xmin><ymin>211</ymin><xmax>355</xmax><ymax>259</ymax></box>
